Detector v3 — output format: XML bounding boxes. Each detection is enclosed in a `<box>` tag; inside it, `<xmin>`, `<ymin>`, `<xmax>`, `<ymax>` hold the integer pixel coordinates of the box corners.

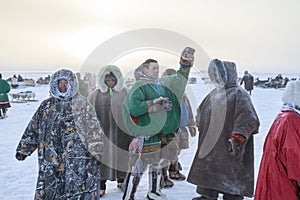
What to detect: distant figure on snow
<box><xmin>240</xmin><ymin>70</ymin><xmax>254</xmax><ymax>95</ymax></box>
<box><xmin>0</xmin><ymin>73</ymin><xmax>11</xmax><ymax>118</ymax></box>
<box><xmin>11</xmin><ymin>74</ymin><xmax>18</xmax><ymax>88</ymax></box>
<box><xmin>76</xmin><ymin>72</ymin><xmax>88</xmax><ymax>97</ymax></box>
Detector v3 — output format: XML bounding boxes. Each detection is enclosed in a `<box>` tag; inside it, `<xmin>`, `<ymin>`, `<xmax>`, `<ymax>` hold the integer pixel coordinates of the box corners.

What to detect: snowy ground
<box><xmin>0</xmin><ymin>71</ymin><xmax>296</xmax><ymax>200</ymax></box>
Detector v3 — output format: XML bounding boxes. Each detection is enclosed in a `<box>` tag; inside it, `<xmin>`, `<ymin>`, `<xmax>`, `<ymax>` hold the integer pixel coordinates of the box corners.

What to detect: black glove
<box><xmin>188</xmin><ymin>127</ymin><xmax>197</xmax><ymax>137</ymax></box>
<box><xmin>15</xmin><ymin>152</ymin><xmax>27</xmax><ymax>161</ymax></box>
<box><xmin>228</xmin><ymin>138</ymin><xmax>241</xmax><ymax>157</ymax></box>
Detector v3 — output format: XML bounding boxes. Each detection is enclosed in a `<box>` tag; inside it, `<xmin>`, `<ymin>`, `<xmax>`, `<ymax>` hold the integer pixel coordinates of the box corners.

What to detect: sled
<box><xmin>9</xmin><ymin>91</ymin><xmax>37</xmax><ymax>103</ymax></box>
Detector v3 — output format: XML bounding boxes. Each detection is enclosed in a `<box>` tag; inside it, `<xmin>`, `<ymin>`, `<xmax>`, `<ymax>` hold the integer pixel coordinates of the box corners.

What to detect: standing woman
<box><xmin>88</xmin><ymin>65</ymin><xmax>132</xmax><ymax>197</ymax></box>
<box><xmin>0</xmin><ymin>73</ymin><xmax>11</xmax><ymax>118</ymax></box>
<box><xmin>255</xmin><ymin>80</ymin><xmax>300</xmax><ymax>200</ymax></box>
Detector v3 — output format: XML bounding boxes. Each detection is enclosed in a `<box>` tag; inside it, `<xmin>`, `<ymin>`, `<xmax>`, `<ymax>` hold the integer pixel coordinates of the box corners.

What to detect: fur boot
<box><xmin>160</xmin><ymin>166</ymin><xmax>174</xmax><ymax>188</ymax></box>
<box><xmin>147</xmin><ymin>169</ymin><xmax>168</xmax><ymax>200</ymax></box>
<box><xmin>122</xmin><ymin>173</ymin><xmax>140</xmax><ymax>200</ymax></box>
<box><xmin>169</xmin><ymin>162</ymin><xmax>186</xmax><ymax>181</ymax></box>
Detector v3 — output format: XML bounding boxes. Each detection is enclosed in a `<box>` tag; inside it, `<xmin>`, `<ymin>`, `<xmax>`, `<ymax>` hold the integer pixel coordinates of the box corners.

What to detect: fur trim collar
<box><xmin>282</xmin><ymin>104</ymin><xmax>300</xmax><ymax>116</ymax></box>
<box><xmin>50</xmin><ymin>69</ymin><xmax>78</xmax><ymax>100</ymax></box>
<box><xmin>134</xmin><ymin>64</ymin><xmax>158</xmax><ymax>82</ymax></box>
<box><xmin>208</xmin><ymin>59</ymin><xmax>227</xmax><ymax>89</ymax></box>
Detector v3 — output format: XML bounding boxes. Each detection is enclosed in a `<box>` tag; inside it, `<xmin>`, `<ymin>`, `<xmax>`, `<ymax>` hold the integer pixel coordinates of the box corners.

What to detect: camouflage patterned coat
<box><xmin>16</xmin><ymin>69</ymin><xmax>104</xmax><ymax>200</ymax></box>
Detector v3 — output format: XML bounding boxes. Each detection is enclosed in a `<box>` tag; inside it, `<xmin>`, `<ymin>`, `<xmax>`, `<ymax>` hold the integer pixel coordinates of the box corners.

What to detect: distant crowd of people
<box><xmin>6</xmin><ymin>46</ymin><xmax>299</xmax><ymax>200</ymax></box>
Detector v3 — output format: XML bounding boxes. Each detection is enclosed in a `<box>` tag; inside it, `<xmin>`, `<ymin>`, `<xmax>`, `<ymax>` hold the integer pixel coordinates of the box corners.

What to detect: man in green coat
<box><xmin>0</xmin><ymin>73</ymin><xmax>11</xmax><ymax>118</ymax></box>
<box><xmin>122</xmin><ymin>47</ymin><xmax>195</xmax><ymax>200</ymax></box>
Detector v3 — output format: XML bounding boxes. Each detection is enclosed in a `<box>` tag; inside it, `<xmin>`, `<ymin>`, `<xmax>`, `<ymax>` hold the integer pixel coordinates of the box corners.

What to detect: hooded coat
<box><xmin>240</xmin><ymin>72</ymin><xmax>254</xmax><ymax>91</ymax></box>
<box><xmin>88</xmin><ymin>65</ymin><xmax>132</xmax><ymax>180</ymax></box>
<box><xmin>255</xmin><ymin>80</ymin><xmax>300</xmax><ymax>200</ymax></box>
<box><xmin>0</xmin><ymin>76</ymin><xmax>11</xmax><ymax>105</ymax></box>
<box><xmin>16</xmin><ymin>69</ymin><xmax>104</xmax><ymax>200</ymax></box>
<box><xmin>187</xmin><ymin>60</ymin><xmax>260</xmax><ymax>197</ymax></box>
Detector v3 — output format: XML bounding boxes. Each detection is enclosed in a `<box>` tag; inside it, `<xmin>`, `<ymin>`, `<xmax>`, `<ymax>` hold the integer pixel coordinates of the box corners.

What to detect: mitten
<box><xmin>15</xmin><ymin>152</ymin><xmax>27</xmax><ymax>161</ymax></box>
<box><xmin>188</xmin><ymin>126</ymin><xmax>197</xmax><ymax>137</ymax></box>
<box><xmin>228</xmin><ymin>134</ymin><xmax>245</xmax><ymax>157</ymax></box>
<box><xmin>162</xmin><ymin>100</ymin><xmax>172</xmax><ymax>111</ymax></box>
<box><xmin>179</xmin><ymin>47</ymin><xmax>195</xmax><ymax>68</ymax></box>
<box><xmin>147</xmin><ymin>97</ymin><xmax>171</xmax><ymax>112</ymax></box>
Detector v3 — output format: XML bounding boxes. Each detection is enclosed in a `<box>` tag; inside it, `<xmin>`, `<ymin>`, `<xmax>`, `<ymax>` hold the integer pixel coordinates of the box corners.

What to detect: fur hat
<box><xmin>282</xmin><ymin>80</ymin><xmax>300</xmax><ymax>106</ymax></box>
<box><xmin>179</xmin><ymin>47</ymin><xmax>195</xmax><ymax>68</ymax></box>
<box><xmin>50</xmin><ymin>69</ymin><xmax>78</xmax><ymax>100</ymax></box>
<box><xmin>223</xmin><ymin>61</ymin><xmax>238</xmax><ymax>87</ymax></box>
<box><xmin>208</xmin><ymin>58</ymin><xmax>227</xmax><ymax>89</ymax></box>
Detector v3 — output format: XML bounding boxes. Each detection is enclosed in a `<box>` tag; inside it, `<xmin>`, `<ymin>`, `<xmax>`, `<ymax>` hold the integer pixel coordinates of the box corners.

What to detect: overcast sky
<box><xmin>0</xmin><ymin>0</ymin><xmax>299</xmax><ymax>74</ymax></box>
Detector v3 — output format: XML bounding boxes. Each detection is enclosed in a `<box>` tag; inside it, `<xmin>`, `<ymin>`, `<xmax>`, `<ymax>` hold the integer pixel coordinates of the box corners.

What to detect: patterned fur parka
<box><xmin>16</xmin><ymin>69</ymin><xmax>104</xmax><ymax>200</ymax></box>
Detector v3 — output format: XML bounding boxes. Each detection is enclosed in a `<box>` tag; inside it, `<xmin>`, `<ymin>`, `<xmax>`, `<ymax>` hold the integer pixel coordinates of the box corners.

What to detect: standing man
<box><xmin>160</xmin><ymin>68</ymin><xmax>196</xmax><ymax>188</ymax></box>
<box><xmin>0</xmin><ymin>73</ymin><xmax>11</xmax><ymax>118</ymax></box>
<box><xmin>76</xmin><ymin>72</ymin><xmax>88</xmax><ymax>97</ymax></box>
<box><xmin>122</xmin><ymin>47</ymin><xmax>195</xmax><ymax>200</ymax></box>
<box><xmin>188</xmin><ymin>59</ymin><xmax>260</xmax><ymax>200</ymax></box>
<box><xmin>240</xmin><ymin>70</ymin><xmax>254</xmax><ymax>95</ymax></box>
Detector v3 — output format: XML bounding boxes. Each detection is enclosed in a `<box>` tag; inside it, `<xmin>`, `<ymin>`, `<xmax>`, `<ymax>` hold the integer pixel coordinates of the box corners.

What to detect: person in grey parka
<box><xmin>187</xmin><ymin>59</ymin><xmax>260</xmax><ymax>200</ymax></box>
<box><xmin>88</xmin><ymin>65</ymin><xmax>132</xmax><ymax>197</ymax></box>
<box><xmin>15</xmin><ymin>69</ymin><xmax>104</xmax><ymax>200</ymax></box>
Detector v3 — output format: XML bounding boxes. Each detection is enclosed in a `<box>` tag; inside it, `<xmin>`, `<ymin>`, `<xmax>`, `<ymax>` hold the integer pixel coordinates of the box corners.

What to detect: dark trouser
<box><xmin>196</xmin><ymin>186</ymin><xmax>244</xmax><ymax>200</ymax></box>
<box><xmin>0</xmin><ymin>103</ymin><xmax>10</xmax><ymax>117</ymax></box>
<box><xmin>0</xmin><ymin>108</ymin><xmax>5</xmax><ymax>116</ymax></box>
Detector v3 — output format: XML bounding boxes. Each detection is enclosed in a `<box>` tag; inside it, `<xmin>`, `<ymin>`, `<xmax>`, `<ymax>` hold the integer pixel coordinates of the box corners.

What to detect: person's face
<box><xmin>145</xmin><ymin>62</ymin><xmax>159</xmax><ymax>79</ymax></box>
<box><xmin>105</xmin><ymin>77</ymin><xmax>117</xmax><ymax>88</ymax></box>
<box><xmin>209</xmin><ymin>67</ymin><xmax>224</xmax><ymax>89</ymax></box>
<box><xmin>58</xmin><ymin>79</ymin><xmax>68</xmax><ymax>93</ymax></box>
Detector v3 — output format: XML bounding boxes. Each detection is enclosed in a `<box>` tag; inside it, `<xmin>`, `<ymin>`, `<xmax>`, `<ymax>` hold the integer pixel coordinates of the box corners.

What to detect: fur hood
<box><xmin>50</xmin><ymin>69</ymin><xmax>78</xmax><ymax>100</ymax></box>
<box><xmin>208</xmin><ymin>59</ymin><xmax>239</xmax><ymax>89</ymax></box>
<box><xmin>223</xmin><ymin>61</ymin><xmax>238</xmax><ymax>88</ymax></box>
<box><xmin>282</xmin><ymin>80</ymin><xmax>300</xmax><ymax>106</ymax></box>
<box><xmin>96</xmin><ymin>65</ymin><xmax>124</xmax><ymax>93</ymax></box>
<box><xmin>134</xmin><ymin>64</ymin><xmax>158</xmax><ymax>82</ymax></box>
<box><xmin>208</xmin><ymin>59</ymin><xmax>227</xmax><ymax>89</ymax></box>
